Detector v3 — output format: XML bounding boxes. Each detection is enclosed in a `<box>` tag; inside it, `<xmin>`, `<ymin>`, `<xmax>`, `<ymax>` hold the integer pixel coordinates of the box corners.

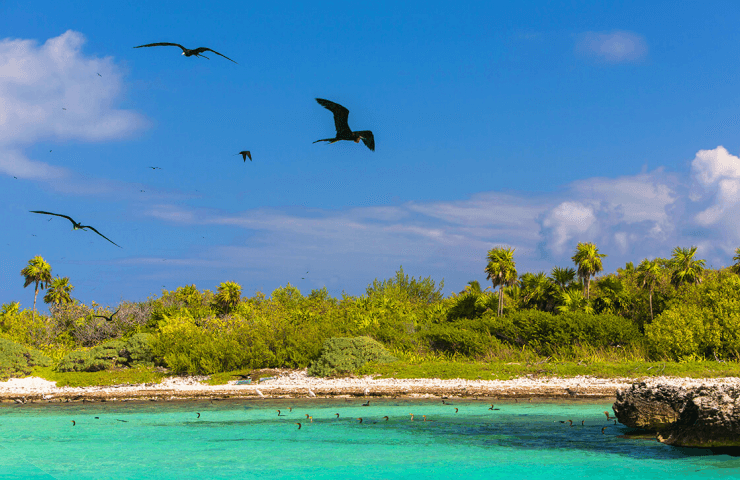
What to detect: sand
<box><xmin>2</xmin><ymin>370</ymin><xmax>739</xmax><ymax>403</ymax></box>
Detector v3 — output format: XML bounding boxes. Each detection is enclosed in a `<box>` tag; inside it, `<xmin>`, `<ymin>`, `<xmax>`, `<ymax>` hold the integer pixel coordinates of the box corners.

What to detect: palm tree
<box><xmin>43</xmin><ymin>276</ymin><xmax>74</xmax><ymax>306</ymax></box>
<box><xmin>636</xmin><ymin>258</ymin><xmax>662</xmax><ymax>321</ymax></box>
<box><xmin>213</xmin><ymin>281</ymin><xmax>242</xmax><ymax>314</ymax></box>
<box><xmin>519</xmin><ymin>272</ymin><xmax>555</xmax><ymax>311</ymax></box>
<box><xmin>731</xmin><ymin>247</ymin><xmax>740</xmax><ymax>275</ymax></box>
<box><xmin>571</xmin><ymin>242</ymin><xmax>607</xmax><ymax>299</ymax></box>
<box><xmin>460</xmin><ymin>280</ymin><xmax>483</xmax><ymax>295</ymax></box>
<box><xmin>484</xmin><ymin>246</ymin><xmax>518</xmax><ymax>316</ymax></box>
<box><xmin>669</xmin><ymin>246</ymin><xmax>706</xmax><ymax>287</ymax></box>
<box><xmin>20</xmin><ymin>256</ymin><xmax>52</xmax><ymax>319</ymax></box>
<box><xmin>556</xmin><ymin>288</ymin><xmax>594</xmax><ymax>314</ymax></box>
<box><xmin>550</xmin><ymin>266</ymin><xmax>577</xmax><ymax>290</ymax></box>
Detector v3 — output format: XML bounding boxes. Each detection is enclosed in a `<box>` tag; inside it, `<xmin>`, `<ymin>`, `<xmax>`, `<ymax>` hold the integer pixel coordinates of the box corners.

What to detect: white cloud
<box><xmin>690</xmin><ymin>146</ymin><xmax>740</xmax><ymax>245</ymax></box>
<box><xmin>576</xmin><ymin>30</ymin><xmax>648</xmax><ymax>63</ymax></box>
<box><xmin>0</xmin><ymin>30</ymin><xmax>147</xmax><ymax>181</ymax></box>
<box><xmin>136</xmin><ymin>147</ymin><xmax>740</xmax><ymax>290</ymax></box>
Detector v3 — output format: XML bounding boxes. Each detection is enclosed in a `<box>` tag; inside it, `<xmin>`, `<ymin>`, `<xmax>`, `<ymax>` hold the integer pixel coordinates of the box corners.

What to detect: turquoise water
<box><xmin>1</xmin><ymin>399</ymin><xmax>738</xmax><ymax>479</ymax></box>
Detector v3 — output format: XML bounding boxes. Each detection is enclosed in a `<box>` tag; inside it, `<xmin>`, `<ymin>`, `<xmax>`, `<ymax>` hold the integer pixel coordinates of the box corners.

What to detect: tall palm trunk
<box><xmin>33</xmin><ymin>282</ymin><xmax>39</xmax><ymax>320</ymax></box>
<box><xmin>498</xmin><ymin>288</ymin><xmax>504</xmax><ymax>316</ymax></box>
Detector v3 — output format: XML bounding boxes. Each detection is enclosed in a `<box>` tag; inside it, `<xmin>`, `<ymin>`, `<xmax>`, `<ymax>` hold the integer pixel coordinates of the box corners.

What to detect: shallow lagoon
<box><xmin>1</xmin><ymin>399</ymin><xmax>738</xmax><ymax>479</ymax></box>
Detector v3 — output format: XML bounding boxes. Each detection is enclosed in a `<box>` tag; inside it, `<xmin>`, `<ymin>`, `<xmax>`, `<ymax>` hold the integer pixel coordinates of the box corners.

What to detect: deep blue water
<box><xmin>0</xmin><ymin>399</ymin><xmax>738</xmax><ymax>479</ymax></box>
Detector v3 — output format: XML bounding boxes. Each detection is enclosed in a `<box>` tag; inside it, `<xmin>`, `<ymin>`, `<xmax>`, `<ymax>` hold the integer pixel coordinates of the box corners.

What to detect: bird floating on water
<box><xmin>604</xmin><ymin>411</ymin><xmax>612</xmax><ymax>421</ymax></box>
<box><xmin>314</xmin><ymin>98</ymin><xmax>374</xmax><ymax>151</ymax></box>
<box><xmin>361</xmin><ymin>400</ymin><xmax>370</xmax><ymax>407</ymax></box>
<box><xmin>29</xmin><ymin>211</ymin><xmax>121</xmax><ymax>248</ymax></box>
<box><xmin>295</xmin><ymin>423</ymin><xmax>302</xmax><ymax>429</ymax></box>
<box><xmin>236</xmin><ymin>151</ymin><xmax>252</xmax><ymax>162</ymax></box>
<box><xmin>134</xmin><ymin>43</ymin><xmax>237</xmax><ymax>63</ymax></box>
<box><xmin>196</xmin><ymin>412</ymin><xmax>201</xmax><ymax>418</ymax></box>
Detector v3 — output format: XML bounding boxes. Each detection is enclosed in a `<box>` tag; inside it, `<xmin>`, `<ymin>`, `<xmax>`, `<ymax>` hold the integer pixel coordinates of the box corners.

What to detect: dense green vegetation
<box><xmin>4</xmin><ymin>246</ymin><xmax>740</xmax><ymax>382</ymax></box>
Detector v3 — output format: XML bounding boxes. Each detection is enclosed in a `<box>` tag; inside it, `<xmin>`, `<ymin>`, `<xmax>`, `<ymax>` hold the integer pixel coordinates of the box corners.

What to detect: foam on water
<box><xmin>1</xmin><ymin>399</ymin><xmax>738</xmax><ymax>479</ymax></box>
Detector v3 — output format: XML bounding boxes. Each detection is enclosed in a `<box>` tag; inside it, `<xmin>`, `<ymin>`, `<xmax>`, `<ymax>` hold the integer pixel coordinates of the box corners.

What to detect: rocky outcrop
<box><xmin>614</xmin><ymin>382</ymin><xmax>740</xmax><ymax>449</ymax></box>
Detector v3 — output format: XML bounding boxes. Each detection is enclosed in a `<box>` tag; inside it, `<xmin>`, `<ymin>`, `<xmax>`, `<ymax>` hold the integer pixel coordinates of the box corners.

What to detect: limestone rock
<box><xmin>613</xmin><ymin>382</ymin><xmax>686</xmax><ymax>431</ymax></box>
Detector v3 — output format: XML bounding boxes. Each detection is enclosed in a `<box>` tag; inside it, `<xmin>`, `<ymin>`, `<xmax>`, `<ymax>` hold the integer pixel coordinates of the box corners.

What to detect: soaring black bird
<box><xmin>29</xmin><ymin>211</ymin><xmax>121</xmax><ymax>248</ymax></box>
<box><xmin>313</xmin><ymin>98</ymin><xmax>375</xmax><ymax>151</ymax></box>
<box><xmin>236</xmin><ymin>151</ymin><xmax>252</xmax><ymax>162</ymax></box>
<box><xmin>133</xmin><ymin>43</ymin><xmax>237</xmax><ymax>63</ymax></box>
<box><xmin>93</xmin><ymin>307</ymin><xmax>120</xmax><ymax>322</ymax></box>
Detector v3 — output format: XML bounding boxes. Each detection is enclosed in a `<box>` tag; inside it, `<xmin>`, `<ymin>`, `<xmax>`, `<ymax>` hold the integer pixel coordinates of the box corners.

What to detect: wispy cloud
<box><xmin>575</xmin><ymin>30</ymin><xmax>648</xmax><ymax>63</ymax></box>
<box><xmin>140</xmin><ymin>148</ymin><xmax>740</xmax><ymax>289</ymax></box>
<box><xmin>0</xmin><ymin>30</ymin><xmax>148</xmax><ymax>184</ymax></box>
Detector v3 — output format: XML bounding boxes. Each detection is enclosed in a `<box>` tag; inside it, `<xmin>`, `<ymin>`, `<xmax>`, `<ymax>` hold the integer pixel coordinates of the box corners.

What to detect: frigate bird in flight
<box><xmin>93</xmin><ymin>307</ymin><xmax>121</xmax><ymax>322</ymax></box>
<box><xmin>236</xmin><ymin>151</ymin><xmax>252</xmax><ymax>162</ymax></box>
<box><xmin>29</xmin><ymin>211</ymin><xmax>122</xmax><ymax>248</ymax></box>
<box><xmin>313</xmin><ymin>98</ymin><xmax>375</xmax><ymax>151</ymax></box>
<box><xmin>133</xmin><ymin>43</ymin><xmax>238</xmax><ymax>63</ymax></box>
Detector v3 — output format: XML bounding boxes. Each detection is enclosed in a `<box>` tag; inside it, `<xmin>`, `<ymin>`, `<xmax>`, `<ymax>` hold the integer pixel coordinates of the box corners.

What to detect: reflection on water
<box><xmin>0</xmin><ymin>399</ymin><xmax>739</xmax><ymax>479</ymax></box>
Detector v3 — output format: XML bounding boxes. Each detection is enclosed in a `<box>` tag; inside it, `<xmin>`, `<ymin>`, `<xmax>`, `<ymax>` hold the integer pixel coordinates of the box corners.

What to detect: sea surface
<box><xmin>0</xmin><ymin>398</ymin><xmax>738</xmax><ymax>479</ymax></box>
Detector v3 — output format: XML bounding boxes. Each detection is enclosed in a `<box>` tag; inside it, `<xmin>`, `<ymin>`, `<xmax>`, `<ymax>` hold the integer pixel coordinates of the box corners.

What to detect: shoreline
<box><xmin>3</xmin><ymin>371</ymin><xmax>740</xmax><ymax>403</ymax></box>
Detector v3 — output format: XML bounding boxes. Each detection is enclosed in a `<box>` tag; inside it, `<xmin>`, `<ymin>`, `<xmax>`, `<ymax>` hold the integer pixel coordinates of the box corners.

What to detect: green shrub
<box><xmin>422</xmin><ymin>322</ymin><xmax>495</xmax><ymax>357</ymax></box>
<box><xmin>645</xmin><ymin>273</ymin><xmax>740</xmax><ymax>360</ymax></box>
<box><xmin>56</xmin><ymin>340</ymin><xmax>126</xmax><ymax>372</ymax></box>
<box><xmin>121</xmin><ymin>333</ymin><xmax>156</xmax><ymax>366</ymax></box>
<box><xmin>308</xmin><ymin>336</ymin><xmax>397</xmax><ymax>377</ymax></box>
<box><xmin>0</xmin><ymin>338</ymin><xmax>52</xmax><ymax>380</ymax></box>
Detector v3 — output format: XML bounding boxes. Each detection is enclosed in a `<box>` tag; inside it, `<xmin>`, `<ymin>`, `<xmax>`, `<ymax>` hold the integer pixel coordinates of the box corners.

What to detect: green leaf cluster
<box><xmin>307</xmin><ymin>336</ymin><xmax>397</xmax><ymax>377</ymax></box>
<box><xmin>0</xmin><ymin>338</ymin><xmax>51</xmax><ymax>380</ymax></box>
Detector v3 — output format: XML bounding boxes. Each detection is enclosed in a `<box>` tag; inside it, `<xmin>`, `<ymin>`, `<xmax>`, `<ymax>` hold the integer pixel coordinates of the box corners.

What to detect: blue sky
<box><xmin>3</xmin><ymin>1</ymin><xmax>740</xmax><ymax>310</ymax></box>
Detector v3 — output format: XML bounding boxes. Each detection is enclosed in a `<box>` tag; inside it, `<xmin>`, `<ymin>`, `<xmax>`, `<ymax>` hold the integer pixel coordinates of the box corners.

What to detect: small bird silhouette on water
<box><xmin>134</xmin><ymin>43</ymin><xmax>237</xmax><ymax>63</ymax></box>
<box><xmin>236</xmin><ymin>151</ymin><xmax>252</xmax><ymax>162</ymax></box>
<box><xmin>489</xmin><ymin>404</ymin><xmax>499</xmax><ymax>411</ymax></box>
<box><xmin>296</xmin><ymin>423</ymin><xmax>302</xmax><ymax>429</ymax></box>
<box><xmin>335</xmin><ymin>413</ymin><xmax>340</xmax><ymax>418</ymax></box>
<box><xmin>277</xmin><ymin>410</ymin><xmax>284</xmax><ymax>417</ymax></box>
<box><xmin>314</xmin><ymin>98</ymin><xmax>374</xmax><ymax>151</ymax></box>
<box><xmin>196</xmin><ymin>412</ymin><xmax>201</xmax><ymax>418</ymax></box>
<box><xmin>409</xmin><ymin>414</ymin><xmax>414</xmax><ymax>421</ymax></box>
<box><xmin>601</xmin><ymin>426</ymin><xmax>607</xmax><ymax>434</ymax></box>
<box><xmin>604</xmin><ymin>411</ymin><xmax>612</xmax><ymax>421</ymax></box>
<box><xmin>71</xmin><ymin>420</ymin><xmax>76</xmax><ymax>426</ymax></box>
<box><xmin>383</xmin><ymin>416</ymin><xmax>389</xmax><ymax>421</ymax></box>
<box><xmin>93</xmin><ymin>307</ymin><xmax>120</xmax><ymax>322</ymax></box>
<box><xmin>361</xmin><ymin>400</ymin><xmax>370</xmax><ymax>407</ymax></box>
<box><xmin>357</xmin><ymin>418</ymin><xmax>363</xmax><ymax>424</ymax></box>
<box><xmin>29</xmin><ymin>211</ymin><xmax>121</xmax><ymax>248</ymax></box>
<box><xmin>454</xmin><ymin>408</ymin><xmax>458</xmax><ymax>413</ymax></box>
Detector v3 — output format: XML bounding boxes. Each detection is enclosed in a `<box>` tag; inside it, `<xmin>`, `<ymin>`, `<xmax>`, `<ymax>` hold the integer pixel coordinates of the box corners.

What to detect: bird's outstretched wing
<box><xmin>357</xmin><ymin>131</ymin><xmax>375</xmax><ymax>151</ymax></box>
<box><xmin>237</xmin><ymin>151</ymin><xmax>252</xmax><ymax>161</ymax></box>
<box><xmin>316</xmin><ymin>98</ymin><xmax>352</xmax><ymax>137</ymax></box>
<box><xmin>134</xmin><ymin>42</ymin><xmax>187</xmax><ymax>51</ymax></box>
<box><xmin>94</xmin><ymin>307</ymin><xmax>120</xmax><ymax>321</ymax></box>
<box><xmin>29</xmin><ymin>211</ymin><xmax>78</xmax><ymax>226</ymax></box>
<box><xmin>80</xmin><ymin>225</ymin><xmax>122</xmax><ymax>248</ymax></box>
<box><xmin>194</xmin><ymin>48</ymin><xmax>238</xmax><ymax>64</ymax></box>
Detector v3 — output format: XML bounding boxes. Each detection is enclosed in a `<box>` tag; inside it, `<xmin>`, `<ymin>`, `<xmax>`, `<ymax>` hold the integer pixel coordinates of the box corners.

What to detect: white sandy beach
<box><xmin>2</xmin><ymin>370</ymin><xmax>739</xmax><ymax>403</ymax></box>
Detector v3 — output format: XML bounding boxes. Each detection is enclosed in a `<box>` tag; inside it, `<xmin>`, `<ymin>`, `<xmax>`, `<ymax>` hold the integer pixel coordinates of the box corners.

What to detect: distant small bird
<box><xmin>314</xmin><ymin>98</ymin><xmax>375</xmax><ymax>151</ymax></box>
<box><xmin>93</xmin><ymin>307</ymin><xmax>120</xmax><ymax>322</ymax></box>
<box><xmin>454</xmin><ymin>408</ymin><xmax>458</xmax><ymax>413</ymax></box>
<box><xmin>296</xmin><ymin>423</ymin><xmax>302</xmax><ymax>429</ymax></box>
<box><xmin>288</xmin><ymin>407</ymin><xmax>293</xmax><ymax>412</ymax></box>
<box><xmin>489</xmin><ymin>404</ymin><xmax>499</xmax><ymax>411</ymax></box>
<box><xmin>601</xmin><ymin>426</ymin><xmax>607</xmax><ymax>434</ymax></box>
<box><xmin>361</xmin><ymin>400</ymin><xmax>370</xmax><ymax>407</ymax></box>
<box><xmin>197</xmin><ymin>412</ymin><xmax>201</xmax><ymax>418</ymax></box>
<box><xmin>383</xmin><ymin>416</ymin><xmax>389</xmax><ymax>421</ymax></box>
<box><xmin>236</xmin><ymin>151</ymin><xmax>252</xmax><ymax>162</ymax></box>
<box><xmin>29</xmin><ymin>211</ymin><xmax>121</xmax><ymax>248</ymax></box>
<box><xmin>409</xmin><ymin>413</ymin><xmax>414</xmax><ymax>421</ymax></box>
<box><xmin>256</xmin><ymin>389</ymin><xmax>264</xmax><ymax>398</ymax></box>
<box><xmin>134</xmin><ymin>42</ymin><xmax>237</xmax><ymax>63</ymax></box>
<box><xmin>116</xmin><ymin>419</ymin><xmax>128</xmax><ymax>423</ymax></box>
<box><xmin>335</xmin><ymin>413</ymin><xmax>340</xmax><ymax>418</ymax></box>
<box><xmin>357</xmin><ymin>417</ymin><xmax>363</xmax><ymax>424</ymax></box>
<box><xmin>277</xmin><ymin>410</ymin><xmax>283</xmax><ymax>416</ymax></box>
<box><xmin>568</xmin><ymin>419</ymin><xmax>573</xmax><ymax>427</ymax></box>
<box><xmin>97</xmin><ymin>73</ymin><xmax>102</xmax><ymax>77</ymax></box>
<box><xmin>604</xmin><ymin>411</ymin><xmax>611</xmax><ymax>421</ymax></box>
<box><xmin>71</xmin><ymin>420</ymin><xmax>76</xmax><ymax>426</ymax></box>
<box><xmin>149</xmin><ymin>166</ymin><xmax>161</xmax><ymax>170</ymax></box>
<box><xmin>308</xmin><ymin>388</ymin><xmax>316</xmax><ymax>398</ymax></box>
